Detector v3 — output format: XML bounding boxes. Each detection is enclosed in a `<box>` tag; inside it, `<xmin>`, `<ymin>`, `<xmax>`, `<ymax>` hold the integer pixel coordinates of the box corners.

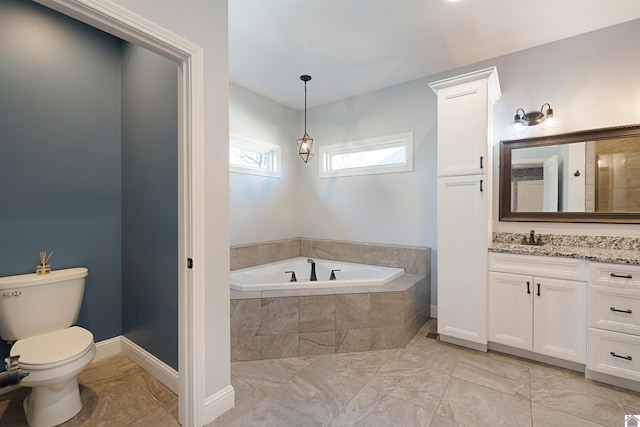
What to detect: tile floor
<box><xmin>2</xmin><ymin>320</ymin><xmax>640</xmax><ymax>426</ymax></box>
<box><xmin>0</xmin><ymin>354</ymin><xmax>179</xmax><ymax>426</ymax></box>
<box><xmin>210</xmin><ymin>320</ymin><xmax>640</xmax><ymax>427</ymax></box>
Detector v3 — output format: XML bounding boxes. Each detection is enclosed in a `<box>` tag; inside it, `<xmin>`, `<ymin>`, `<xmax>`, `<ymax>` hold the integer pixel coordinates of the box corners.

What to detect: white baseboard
<box><xmin>204</xmin><ymin>385</ymin><xmax>235</xmax><ymax>425</ymax></box>
<box><xmin>121</xmin><ymin>336</ymin><xmax>179</xmax><ymax>395</ymax></box>
<box><xmin>430</xmin><ymin>305</ymin><xmax>437</xmax><ymax>318</ymax></box>
<box><xmin>94</xmin><ymin>336</ymin><xmax>122</xmax><ymax>362</ymax></box>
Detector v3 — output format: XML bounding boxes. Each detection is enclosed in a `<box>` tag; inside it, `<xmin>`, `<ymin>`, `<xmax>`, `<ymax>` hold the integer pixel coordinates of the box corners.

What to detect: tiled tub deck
<box><xmin>230</xmin><ymin>239</ymin><xmax>431</xmax><ymax>361</ymax></box>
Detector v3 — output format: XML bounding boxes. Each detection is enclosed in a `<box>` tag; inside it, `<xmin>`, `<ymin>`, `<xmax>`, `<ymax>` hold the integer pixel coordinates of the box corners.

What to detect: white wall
<box><xmin>297</xmin><ymin>79</ymin><xmax>437</xmax><ymax>247</ymax></box>
<box><xmin>229</xmin><ymin>83</ymin><xmax>300</xmax><ymax>244</ymax></box>
<box><xmin>110</xmin><ymin>0</ymin><xmax>231</xmax><ymax>410</ymax></box>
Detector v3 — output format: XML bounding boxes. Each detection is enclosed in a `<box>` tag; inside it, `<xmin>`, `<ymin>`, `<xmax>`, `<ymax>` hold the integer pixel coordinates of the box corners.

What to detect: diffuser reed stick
<box><xmin>36</xmin><ymin>250</ymin><xmax>53</xmax><ymax>275</ymax></box>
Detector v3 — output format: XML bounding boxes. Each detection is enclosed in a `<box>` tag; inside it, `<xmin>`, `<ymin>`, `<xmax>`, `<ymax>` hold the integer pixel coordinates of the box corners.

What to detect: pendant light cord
<box><xmin>304</xmin><ymin>81</ymin><xmax>308</xmax><ymax>135</ymax></box>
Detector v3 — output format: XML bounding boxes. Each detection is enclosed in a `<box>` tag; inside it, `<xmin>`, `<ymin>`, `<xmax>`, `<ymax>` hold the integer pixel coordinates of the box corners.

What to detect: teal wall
<box><xmin>121</xmin><ymin>43</ymin><xmax>178</xmax><ymax>369</ymax></box>
<box><xmin>0</xmin><ymin>0</ymin><xmax>178</xmax><ymax>370</ymax></box>
<box><xmin>0</xmin><ymin>0</ymin><xmax>122</xmax><ymax>358</ymax></box>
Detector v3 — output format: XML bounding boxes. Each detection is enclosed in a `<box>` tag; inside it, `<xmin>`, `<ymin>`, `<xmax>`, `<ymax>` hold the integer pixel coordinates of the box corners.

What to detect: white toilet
<box><xmin>0</xmin><ymin>268</ymin><xmax>96</xmax><ymax>427</ymax></box>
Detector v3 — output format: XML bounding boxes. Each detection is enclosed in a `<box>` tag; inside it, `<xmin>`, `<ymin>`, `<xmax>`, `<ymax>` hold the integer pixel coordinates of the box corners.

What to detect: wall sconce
<box><xmin>513</xmin><ymin>103</ymin><xmax>556</xmax><ymax>132</ymax></box>
<box><xmin>297</xmin><ymin>75</ymin><xmax>314</xmax><ymax>163</ymax></box>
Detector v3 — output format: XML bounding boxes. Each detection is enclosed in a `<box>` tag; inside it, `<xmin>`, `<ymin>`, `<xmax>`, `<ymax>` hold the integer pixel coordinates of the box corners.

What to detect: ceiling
<box><xmin>229</xmin><ymin>0</ymin><xmax>640</xmax><ymax>110</ymax></box>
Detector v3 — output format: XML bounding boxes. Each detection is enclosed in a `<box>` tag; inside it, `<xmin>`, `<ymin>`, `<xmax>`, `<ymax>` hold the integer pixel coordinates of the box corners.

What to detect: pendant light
<box><xmin>297</xmin><ymin>75</ymin><xmax>314</xmax><ymax>163</ymax></box>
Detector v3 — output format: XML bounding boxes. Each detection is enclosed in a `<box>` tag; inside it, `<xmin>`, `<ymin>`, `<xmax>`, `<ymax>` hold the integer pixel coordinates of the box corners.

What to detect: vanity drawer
<box><xmin>590</xmin><ymin>285</ymin><xmax>640</xmax><ymax>335</ymax></box>
<box><xmin>590</xmin><ymin>262</ymin><xmax>640</xmax><ymax>289</ymax></box>
<box><xmin>488</xmin><ymin>252</ymin><xmax>587</xmax><ymax>281</ymax></box>
<box><xmin>588</xmin><ymin>328</ymin><xmax>640</xmax><ymax>381</ymax></box>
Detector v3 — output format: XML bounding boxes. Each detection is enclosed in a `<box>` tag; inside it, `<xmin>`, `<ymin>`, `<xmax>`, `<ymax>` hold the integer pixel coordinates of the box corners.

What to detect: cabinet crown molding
<box><xmin>429</xmin><ymin>66</ymin><xmax>501</xmax><ymax>104</ymax></box>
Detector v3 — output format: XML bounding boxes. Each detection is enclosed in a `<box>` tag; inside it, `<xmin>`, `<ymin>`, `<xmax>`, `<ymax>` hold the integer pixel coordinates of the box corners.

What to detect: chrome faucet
<box><xmin>307</xmin><ymin>258</ymin><xmax>317</xmax><ymax>281</ymax></box>
<box><xmin>529</xmin><ymin>229</ymin><xmax>536</xmax><ymax>245</ymax></box>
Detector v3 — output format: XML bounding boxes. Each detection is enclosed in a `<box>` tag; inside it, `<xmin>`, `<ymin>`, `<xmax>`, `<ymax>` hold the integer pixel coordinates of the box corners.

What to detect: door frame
<box><xmin>33</xmin><ymin>1</ymin><xmax>206</xmax><ymax>425</ymax></box>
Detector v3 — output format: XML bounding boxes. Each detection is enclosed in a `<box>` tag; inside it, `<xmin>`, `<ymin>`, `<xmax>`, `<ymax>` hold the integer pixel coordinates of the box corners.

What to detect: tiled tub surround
<box><xmin>230</xmin><ymin>257</ymin><xmax>405</xmax><ymax>291</ymax></box>
<box><xmin>490</xmin><ymin>232</ymin><xmax>640</xmax><ymax>264</ymax></box>
<box><xmin>231</xmin><ymin>238</ymin><xmax>430</xmax><ymax>276</ymax></box>
<box><xmin>230</xmin><ymin>239</ymin><xmax>430</xmax><ymax>361</ymax></box>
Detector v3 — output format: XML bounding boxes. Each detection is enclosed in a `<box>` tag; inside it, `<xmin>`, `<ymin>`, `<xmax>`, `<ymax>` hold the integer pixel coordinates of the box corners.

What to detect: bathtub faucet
<box><xmin>307</xmin><ymin>258</ymin><xmax>317</xmax><ymax>281</ymax></box>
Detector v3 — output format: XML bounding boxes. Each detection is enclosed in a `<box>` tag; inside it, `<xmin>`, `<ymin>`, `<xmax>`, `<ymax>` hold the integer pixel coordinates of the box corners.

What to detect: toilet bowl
<box><xmin>11</xmin><ymin>327</ymin><xmax>96</xmax><ymax>427</ymax></box>
<box><xmin>0</xmin><ymin>267</ymin><xmax>95</xmax><ymax>427</ymax></box>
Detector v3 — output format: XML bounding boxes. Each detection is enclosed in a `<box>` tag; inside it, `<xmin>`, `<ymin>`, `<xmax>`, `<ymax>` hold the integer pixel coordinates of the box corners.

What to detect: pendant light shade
<box><xmin>297</xmin><ymin>75</ymin><xmax>314</xmax><ymax>163</ymax></box>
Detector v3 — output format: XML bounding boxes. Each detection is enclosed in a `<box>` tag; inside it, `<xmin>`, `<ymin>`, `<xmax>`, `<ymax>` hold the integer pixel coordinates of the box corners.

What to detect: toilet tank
<box><xmin>0</xmin><ymin>268</ymin><xmax>88</xmax><ymax>342</ymax></box>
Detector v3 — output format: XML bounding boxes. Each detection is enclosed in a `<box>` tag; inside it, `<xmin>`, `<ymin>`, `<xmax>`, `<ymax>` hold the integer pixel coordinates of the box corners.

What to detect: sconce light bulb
<box><xmin>512</xmin><ymin>120</ymin><xmax>524</xmax><ymax>134</ymax></box>
<box><xmin>542</xmin><ymin>111</ymin><xmax>558</xmax><ymax>130</ymax></box>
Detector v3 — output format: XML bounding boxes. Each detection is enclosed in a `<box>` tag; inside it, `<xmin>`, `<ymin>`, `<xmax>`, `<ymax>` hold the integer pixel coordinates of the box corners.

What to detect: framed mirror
<box><xmin>499</xmin><ymin>124</ymin><xmax>640</xmax><ymax>223</ymax></box>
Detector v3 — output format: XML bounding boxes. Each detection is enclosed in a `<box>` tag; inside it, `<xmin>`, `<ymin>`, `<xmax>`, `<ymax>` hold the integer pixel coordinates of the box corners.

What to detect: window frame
<box><xmin>319</xmin><ymin>132</ymin><xmax>414</xmax><ymax>178</ymax></box>
<box><xmin>229</xmin><ymin>135</ymin><xmax>281</xmax><ymax>178</ymax></box>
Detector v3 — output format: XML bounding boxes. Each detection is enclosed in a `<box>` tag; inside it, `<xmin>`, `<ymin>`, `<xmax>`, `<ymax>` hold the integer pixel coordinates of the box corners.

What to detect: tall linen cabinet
<box><xmin>429</xmin><ymin>67</ymin><xmax>501</xmax><ymax>349</ymax></box>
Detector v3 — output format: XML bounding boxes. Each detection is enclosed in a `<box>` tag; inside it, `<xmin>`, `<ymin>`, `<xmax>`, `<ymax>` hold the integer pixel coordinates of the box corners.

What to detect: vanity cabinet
<box><xmin>588</xmin><ymin>262</ymin><xmax>640</xmax><ymax>381</ymax></box>
<box><xmin>430</xmin><ymin>67</ymin><xmax>500</xmax><ymax>348</ymax></box>
<box><xmin>488</xmin><ymin>253</ymin><xmax>587</xmax><ymax>363</ymax></box>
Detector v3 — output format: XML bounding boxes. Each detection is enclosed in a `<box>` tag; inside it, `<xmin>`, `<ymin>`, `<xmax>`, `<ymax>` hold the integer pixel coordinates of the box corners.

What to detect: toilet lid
<box><xmin>10</xmin><ymin>326</ymin><xmax>94</xmax><ymax>366</ymax></box>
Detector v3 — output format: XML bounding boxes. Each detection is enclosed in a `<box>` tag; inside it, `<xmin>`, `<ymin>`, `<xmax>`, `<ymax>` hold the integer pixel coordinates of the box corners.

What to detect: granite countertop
<box><xmin>489</xmin><ymin>232</ymin><xmax>640</xmax><ymax>265</ymax></box>
<box><xmin>488</xmin><ymin>242</ymin><xmax>640</xmax><ymax>265</ymax></box>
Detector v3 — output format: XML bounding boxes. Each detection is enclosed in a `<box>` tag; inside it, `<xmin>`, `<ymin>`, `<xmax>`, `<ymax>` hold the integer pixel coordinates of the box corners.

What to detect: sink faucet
<box><xmin>307</xmin><ymin>258</ymin><xmax>317</xmax><ymax>281</ymax></box>
<box><xmin>529</xmin><ymin>230</ymin><xmax>536</xmax><ymax>245</ymax></box>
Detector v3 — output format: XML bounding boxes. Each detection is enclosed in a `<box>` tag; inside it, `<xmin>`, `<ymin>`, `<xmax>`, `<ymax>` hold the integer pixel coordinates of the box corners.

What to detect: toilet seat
<box><xmin>11</xmin><ymin>326</ymin><xmax>94</xmax><ymax>369</ymax></box>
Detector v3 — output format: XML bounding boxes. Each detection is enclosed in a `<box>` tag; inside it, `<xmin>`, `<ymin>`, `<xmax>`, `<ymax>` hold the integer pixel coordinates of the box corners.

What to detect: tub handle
<box><xmin>284</xmin><ymin>271</ymin><xmax>297</xmax><ymax>282</ymax></box>
<box><xmin>2</xmin><ymin>290</ymin><xmax>21</xmax><ymax>297</ymax></box>
<box><xmin>329</xmin><ymin>269</ymin><xmax>341</xmax><ymax>281</ymax></box>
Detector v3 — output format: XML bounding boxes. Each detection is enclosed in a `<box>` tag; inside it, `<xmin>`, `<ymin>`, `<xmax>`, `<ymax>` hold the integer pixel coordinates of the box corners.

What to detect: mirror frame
<box><xmin>499</xmin><ymin>124</ymin><xmax>640</xmax><ymax>223</ymax></box>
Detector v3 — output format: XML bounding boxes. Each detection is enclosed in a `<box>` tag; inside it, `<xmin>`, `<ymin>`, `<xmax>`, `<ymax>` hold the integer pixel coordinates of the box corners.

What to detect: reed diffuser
<box><xmin>36</xmin><ymin>250</ymin><xmax>53</xmax><ymax>275</ymax></box>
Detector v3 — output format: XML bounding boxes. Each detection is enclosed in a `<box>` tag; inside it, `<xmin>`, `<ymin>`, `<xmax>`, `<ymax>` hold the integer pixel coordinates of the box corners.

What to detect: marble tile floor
<box><xmin>0</xmin><ymin>354</ymin><xmax>179</xmax><ymax>427</ymax></box>
<box><xmin>211</xmin><ymin>319</ymin><xmax>640</xmax><ymax>427</ymax></box>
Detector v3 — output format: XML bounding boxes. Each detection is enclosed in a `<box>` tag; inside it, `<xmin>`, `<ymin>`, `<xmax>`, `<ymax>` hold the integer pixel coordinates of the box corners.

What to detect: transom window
<box><xmin>229</xmin><ymin>135</ymin><xmax>281</xmax><ymax>178</ymax></box>
<box><xmin>320</xmin><ymin>132</ymin><xmax>413</xmax><ymax>178</ymax></box>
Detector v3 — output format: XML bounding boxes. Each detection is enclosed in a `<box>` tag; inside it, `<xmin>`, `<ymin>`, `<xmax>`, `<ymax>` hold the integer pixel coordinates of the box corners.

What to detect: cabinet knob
<box><xmin>536</xmin><ymin>283</ymin><xmax>541</xmax><ymax>296</ymax></box>
<box><xmin>526</xmin><ymin>281</ymin><xmax>531</xmax><ymax>294</ymax></box>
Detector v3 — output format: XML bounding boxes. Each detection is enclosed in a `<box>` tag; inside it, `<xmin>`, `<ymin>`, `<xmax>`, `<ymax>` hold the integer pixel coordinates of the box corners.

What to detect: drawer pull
<box><xmin>526</xmin><ymin>281</ymin><xmax>531</xmax><ymax>294</ymax></box>
<box><xmin>2</xmin><ymin>291</ymin><xmax>21</xmax><ymax>297</ymax></box>
<box><xmin>610</xmin><ymin>351</ymin><xmax>632</xmax><ymax>361</ymax></box>
<box><xmin>610</xmin><ymin>273</ymin><xmax>633</xmax><ymax>279</ymax></box>
<box><xmin>610</xmin><ymin>307</ymin><xmax>632</xmax><ymax>314</ymax></box>
<box><xmin>536</xmin><ymin>283</ymin><xmax>541</xmax><ymax>296</ymax></box>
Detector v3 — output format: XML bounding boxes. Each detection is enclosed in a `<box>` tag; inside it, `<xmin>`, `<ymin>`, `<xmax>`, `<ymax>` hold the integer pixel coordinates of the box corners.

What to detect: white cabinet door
<box><xmin>437</xmin><ymin>175</ymin><xmax>487</xmax><ymax>344</ymax></box>
<box><xmin>436</xmin><ymin>81</ymin><xmax>488</xmax><ymax>177</ymax></box>
<box><xmin>533</xmin><ymin>277</ymin><xmax>587</xmax><ymax>363</ymax></box>
<box><xmin>488</xmin><ymin>272</ymin><xmax>533</xmax><ymax>351</ymax></box>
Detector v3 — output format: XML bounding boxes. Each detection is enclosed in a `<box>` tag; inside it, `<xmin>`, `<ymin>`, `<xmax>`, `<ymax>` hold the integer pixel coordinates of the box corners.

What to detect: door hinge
<box><xmin>187</xmin><ymin>258</ymin><xmax>193</xmax><ymax>269</ymax></box>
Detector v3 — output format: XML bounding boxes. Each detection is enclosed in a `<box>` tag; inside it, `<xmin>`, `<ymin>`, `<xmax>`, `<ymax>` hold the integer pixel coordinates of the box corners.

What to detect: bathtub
<box><xmin>230</xmin><ymin>257</ymin><xmax>405</xmax><ymax>291</ymax></box>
